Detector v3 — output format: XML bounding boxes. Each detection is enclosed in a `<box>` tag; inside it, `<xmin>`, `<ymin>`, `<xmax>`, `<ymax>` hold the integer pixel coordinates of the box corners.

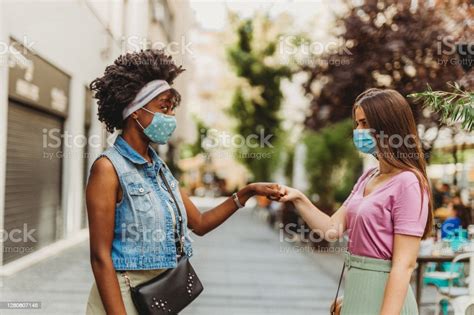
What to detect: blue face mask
<box><xmin>353</xmin><ymin>129</ymin><xmax>376</xmax><ymax>155</ymax></box>
<box><xmin>136</xmin><ymin>108</ymin><xmax>177</xmax><ymax>144</ymax></box>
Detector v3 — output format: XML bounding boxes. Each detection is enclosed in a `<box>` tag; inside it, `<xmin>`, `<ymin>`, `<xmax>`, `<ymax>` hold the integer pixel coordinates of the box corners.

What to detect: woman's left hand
<box><xmin>250</xmin><ymin>183</ymin><xmax>283</xmax><ymax>200</ymax></box>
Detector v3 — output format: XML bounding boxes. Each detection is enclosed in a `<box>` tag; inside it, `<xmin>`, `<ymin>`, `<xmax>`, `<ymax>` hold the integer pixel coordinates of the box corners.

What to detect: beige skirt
<box><xmin>86</xmin><ymin>269</ymin><xmax>167</xmax><ymax>315</ymax></box>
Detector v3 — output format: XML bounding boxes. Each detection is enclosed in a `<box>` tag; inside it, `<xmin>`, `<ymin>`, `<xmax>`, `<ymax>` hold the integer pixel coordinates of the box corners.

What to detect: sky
<box><xmin>189</xmin><ymin>0</ymin><xmax>335</xmax><ymax>31</ymax></box>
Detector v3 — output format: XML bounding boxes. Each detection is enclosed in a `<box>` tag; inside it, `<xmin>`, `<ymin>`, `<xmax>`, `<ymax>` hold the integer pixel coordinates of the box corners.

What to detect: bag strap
<box><xmin>159</xmin><ymin>168</ymin><xmax>186</xmax><ymax>256</ymax></box>
<box><xmin>330</xmin><ymin>262</ymin><xmax>345</xmax><ymax>315</ymax></box>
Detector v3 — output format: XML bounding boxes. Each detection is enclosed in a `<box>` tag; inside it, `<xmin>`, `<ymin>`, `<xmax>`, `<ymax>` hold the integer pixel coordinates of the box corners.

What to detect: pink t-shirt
<box><xmin>343</xmin><ymin>166</ymin><xmax>429</xmax><ymax>260</ymax></box>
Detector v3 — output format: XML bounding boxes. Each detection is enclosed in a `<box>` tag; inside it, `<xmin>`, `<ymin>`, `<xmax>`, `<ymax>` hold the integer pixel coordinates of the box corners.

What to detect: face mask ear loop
<box><xmin>134</xmin><ymin>117</ymin><xmax>146</xmax><ymax>130</ymax></box>
<box><xmin>140</xmin><ymin>107</ymin><xmax>154</xmax><ymax>115</ymax></box>
<box><xmin>134</xmin><ymin>107</ymin><xmax>153</xmax><ymax>130</ymax></box>
<box><xmin>142</xmin><ymin>106</ymin><xmax>174</xmax><ymax>118</ymax></box>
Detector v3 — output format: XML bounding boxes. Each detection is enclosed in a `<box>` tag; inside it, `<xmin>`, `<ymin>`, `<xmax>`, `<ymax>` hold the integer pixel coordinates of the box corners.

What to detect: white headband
<box><xmin>122</xmin><ymin>79</ymin><xmax>171</xmax><ymax>119</ymax></box>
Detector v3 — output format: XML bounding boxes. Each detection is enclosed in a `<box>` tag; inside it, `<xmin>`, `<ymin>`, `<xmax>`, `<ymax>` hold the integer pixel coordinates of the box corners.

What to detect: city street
<box><xmin>0</xmin><ymin>1</ymin><xmax>471</xmax><ymax>314</ymax></box>
<box><xmin>0</xmin><ymin>200</ymin><xmax>437</xmax><ymax>315</ymax></box>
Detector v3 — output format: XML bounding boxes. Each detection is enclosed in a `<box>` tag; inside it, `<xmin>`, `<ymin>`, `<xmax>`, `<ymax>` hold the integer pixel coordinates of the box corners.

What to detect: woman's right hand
<box><xmin>277</xmin><ymin>185</ymin><xmax>304</xmax><ymax>203</ymax></box>
<box><xmin>330</xmin><ymin>297</ymin><xmax>343</xmax><ymax>315</ymax></box>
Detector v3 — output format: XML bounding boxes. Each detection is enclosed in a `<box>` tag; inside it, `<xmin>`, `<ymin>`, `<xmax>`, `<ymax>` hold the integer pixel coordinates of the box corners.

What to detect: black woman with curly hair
<box><xmin>85</xmin><ymin>50</ymin><xmax>282</xmax><ymax>315</ymax></box>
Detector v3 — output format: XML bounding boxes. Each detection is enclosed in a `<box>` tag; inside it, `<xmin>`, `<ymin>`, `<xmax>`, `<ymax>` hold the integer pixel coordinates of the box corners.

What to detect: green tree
<box><xmin>301</xmin><ymin>0</ymin><xmax>465</xmax><ymax>132</ymax></box>
<box><xmin>303</xmin><ymin>119</ymin><xmax>362</xmax><ymax>212</ymax></box>
<box><xmin>180</xmin><ymin>118</ymin><xmax>209</xmax><ymax>159</ymax></box>
<box><xmin>227</xmin><ymin>18</ymin><xmax>291</xmax><ymax>181</ymax></box>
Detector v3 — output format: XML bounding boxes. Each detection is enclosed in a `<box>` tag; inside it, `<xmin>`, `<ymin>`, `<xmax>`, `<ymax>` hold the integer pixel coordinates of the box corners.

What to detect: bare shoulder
<box><xmin>87</xmin><ymin>156</ymin><xmax>119</xmax><ymax>188</ymax></box>
<box><xmin>91</xmin><ymin>156</ymin><xmax>115</xmax><ymax>175</ymax></box>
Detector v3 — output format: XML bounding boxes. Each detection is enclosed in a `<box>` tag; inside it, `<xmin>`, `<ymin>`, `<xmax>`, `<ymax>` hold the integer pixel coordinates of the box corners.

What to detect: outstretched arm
<box><xmin>278</xmin><ymin>186</ymin><xmax>347</xmax><ymax>241</ymax></box>
<box><xmin>182</xmin><ymin>183</ymin><xmax>281</xmax><ymax>236</ymax></box>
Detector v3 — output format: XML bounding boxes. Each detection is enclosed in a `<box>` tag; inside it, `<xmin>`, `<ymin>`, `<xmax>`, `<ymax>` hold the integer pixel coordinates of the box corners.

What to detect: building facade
<box><xmin>0</xmin><ymin>0</ymin><xmax>192</xmax><ymax>275</ymax></box>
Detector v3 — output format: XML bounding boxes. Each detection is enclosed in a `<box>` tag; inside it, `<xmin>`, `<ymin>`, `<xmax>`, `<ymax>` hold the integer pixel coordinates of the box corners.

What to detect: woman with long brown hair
<box><xmin>278</xmin><ymin>88</ymin><xmax>433</xmax><ymax>314</ymax></box>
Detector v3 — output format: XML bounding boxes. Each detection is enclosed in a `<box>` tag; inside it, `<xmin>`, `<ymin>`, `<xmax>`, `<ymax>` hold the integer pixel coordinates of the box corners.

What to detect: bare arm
<box><xmin>86</xmin><ymin>157</ymin><xmax>126</xmax><ymax>315</ymax></box>
<box><xmin>278</xmin><ymin>186</ymin><xmax>347</xmax><ymax>240</ymax></box>
<box><xmin>380</xmin><ymin>234</ymin><xmax>421</xmax><ymax>315</ymax></box>
<box><xmin>182</xmin><ymin>183</ymin><xmax>281</xmax><ymax>236</ymax></box>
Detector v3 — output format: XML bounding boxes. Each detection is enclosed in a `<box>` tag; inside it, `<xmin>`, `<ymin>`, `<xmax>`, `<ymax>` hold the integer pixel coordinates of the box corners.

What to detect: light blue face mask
<box><xmin>136</xmin><ymin>107</ymin><xmax>177</xmax><ymax>144</ymax></box>
<box><xmin>353</xmin><ymin>129</ymin><xmax>377</xmax><ymax>155</ymax></box>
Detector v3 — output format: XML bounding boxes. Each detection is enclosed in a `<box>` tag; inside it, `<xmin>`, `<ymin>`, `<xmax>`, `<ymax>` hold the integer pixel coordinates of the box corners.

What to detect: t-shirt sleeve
<box><xmin>392</xmin><ymin>180</ymin><xmax>429</xmax><ymax>237</ymax></box>
<box><xmin>342</xmin><ymin>167</ymin><xmax>376</xmax><ymax>208</ymax></box>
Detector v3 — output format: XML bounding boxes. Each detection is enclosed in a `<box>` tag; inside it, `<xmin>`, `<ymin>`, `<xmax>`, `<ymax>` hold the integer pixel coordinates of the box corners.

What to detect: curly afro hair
<box><xmin>90</xmin><ymin>49</ymin><xmax>185</xmax><ymax>132</ymax></box>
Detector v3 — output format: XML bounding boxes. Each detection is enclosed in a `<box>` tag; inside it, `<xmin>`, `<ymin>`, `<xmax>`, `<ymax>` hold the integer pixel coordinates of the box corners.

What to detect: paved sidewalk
<box><xmin>181</xmin><ymin>208</ymin><xmax>344</xmax><ymax>315</ymax></box>
<box><xmin>0</xmin><ymin>238</ymin><xmax>93</xmax><ymax>314</ymax></box>
<box><xmin>0</xmin><ymin>201</ymin><xmax>437</xmax><ymax>314</ymax></box>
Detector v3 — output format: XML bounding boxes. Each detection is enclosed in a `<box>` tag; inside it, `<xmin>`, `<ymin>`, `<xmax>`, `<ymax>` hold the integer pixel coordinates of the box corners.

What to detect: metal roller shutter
<box><xmin>3</xmin><ymin>101</ymin><xmax>63</xmax><ymax>264</ymax></box>
<box><xmin>82</xmin><ymin>86</ymin><xmax>92</xmax><ymax>229</ymax></box>
<box><xmin>82</xmin><ymin>125</ymin><xmax>90</xmax><ymax>229</ymax></box>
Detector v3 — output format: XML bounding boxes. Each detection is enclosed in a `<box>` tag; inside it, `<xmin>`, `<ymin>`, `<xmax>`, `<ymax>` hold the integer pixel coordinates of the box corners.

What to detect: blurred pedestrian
<box><xmin>433</xmin><ymin>182</ymin><xmax>451</xmax><ymax>209</ymax></box>
<box><xmin>452</xmin><ymin>195</ymin><xmax>472</xmax><ymax>229</ymax></box>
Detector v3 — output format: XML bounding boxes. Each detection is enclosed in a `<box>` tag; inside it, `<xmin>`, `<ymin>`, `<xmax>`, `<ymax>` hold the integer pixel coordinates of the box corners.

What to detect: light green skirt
<box><xmin>340</xmin><ymin>252</ymin><xmax>418</xmax><ymax>315</ymax></box>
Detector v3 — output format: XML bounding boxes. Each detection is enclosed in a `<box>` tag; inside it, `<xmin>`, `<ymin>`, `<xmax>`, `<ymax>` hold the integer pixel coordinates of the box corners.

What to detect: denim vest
<box><xmin>96</xmin><ymin>135</ymin><xmax>193</xmax><ymax>270</ymax></box>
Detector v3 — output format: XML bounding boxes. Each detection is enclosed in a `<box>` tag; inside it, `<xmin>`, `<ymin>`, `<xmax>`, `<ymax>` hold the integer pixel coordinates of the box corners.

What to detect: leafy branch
<box><xmin>409</xmin><ymin>83</ymin><xmax>474</xmax><ymax>132</ymax></box>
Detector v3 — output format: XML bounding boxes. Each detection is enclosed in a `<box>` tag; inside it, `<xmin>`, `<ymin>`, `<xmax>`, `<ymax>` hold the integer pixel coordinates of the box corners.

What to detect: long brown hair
<box><xmin>353</xmin><ymin>88</ymin><xmax>434</xmax><ymax>239</ymax></box>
